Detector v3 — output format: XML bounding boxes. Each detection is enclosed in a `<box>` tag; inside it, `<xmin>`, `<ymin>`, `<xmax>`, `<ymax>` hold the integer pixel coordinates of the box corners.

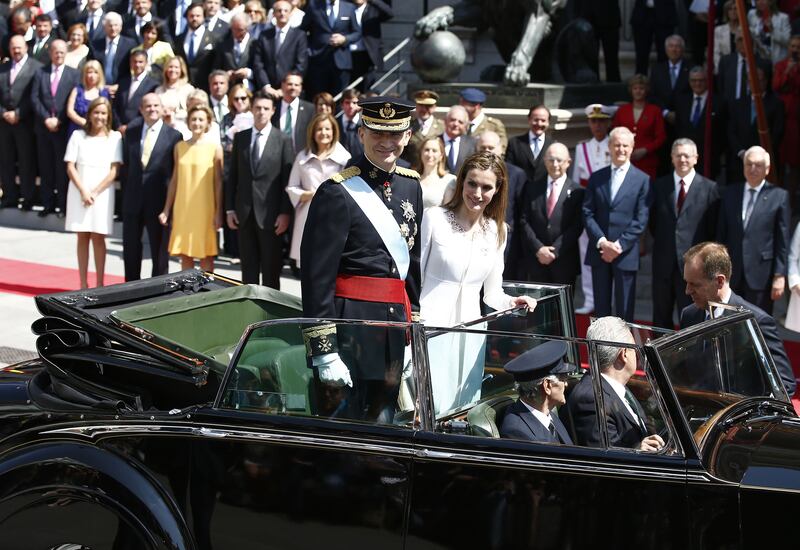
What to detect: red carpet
<box><xmin>0</xmin><ymin>258</ymin><xmax>124</xmax><ymax>297</ymax></box>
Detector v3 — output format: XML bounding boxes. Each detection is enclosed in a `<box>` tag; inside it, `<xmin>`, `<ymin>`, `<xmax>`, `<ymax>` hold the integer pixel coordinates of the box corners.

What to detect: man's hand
<box><xmin>772</xmin><ymin>275</ymin><xmax>786</xmax><ymax>301</ymax></box>
<box><xmin>599</xmin><ymin>239</ymin><xmax>622</xmax><ymax>263</ymax></box>
<box><xmin>264</xmin><ymin>85</ymin><xmax>281</xmax><ymax>99</ymax></box>
<box><xmin>664</xmin><ymin>111</ymin><xmax>676</xmax><ymax>125</ymax></box>
<box><xmin>44</xmin><ymin>117</ymin><xmax>60</xmax><ymax>132</ymax></box>
<box><xmin>638</xmin><ymin>434</ymin><xmax>665</xmax><ymax>452</ymax></box>
<box><xmin>329</xmin><ymin>33</ymin><xmax>346</xmax><ymax>47</ymax></box>
<box><xmin>226</xmin><ymin>211</ymin><xmax>239</xmax><ymax>230</ymax></box>
<box><xmin>106</xmin><ymin>84</ymin><xmax>119</xmax><ymax>98</ymax></box>
<box><xmin>2</xmin><ymin>111</ymin><xmax>18</xmax><ymax>124</ymax></box>
<box><xmin>315</xmin><ymin>354</ymin><xmax>353</xmax><ymax>387</ymax></box>
<box><xmin>274</xmin><ymin>213</ymin><xmax>290</xmax><ymax>235</ymax></box>
<box><xmin>232</xmin><ymin>68</ymin><xmax>250</xmax><ymax>79</ymax></box>
<box><xmin>536</xmin><ymin>245</ymin><xmax>556</xmax><ymax>265</ymax></box>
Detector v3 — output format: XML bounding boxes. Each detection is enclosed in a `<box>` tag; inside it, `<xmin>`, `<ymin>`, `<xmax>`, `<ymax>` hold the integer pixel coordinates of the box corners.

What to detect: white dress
<box><xmin>420</xmin><ymin>173</ymin><xmax>456</xmax><ymax>210</ymax></box>
<box><xmin>420</xmin><ymin>206</ymin><xmax>515</xmax><ymax>415</ymax></box>
<box><xmin>63</xmin><ymin>130</ymin><xmax>123</xmax><ymax>235</ymax></box>
<box><xmin>785</xmin><ymin>223</ymin><xmax>800</xmax><ymax>332</ymax></box>
<box><xmin>286</xmin><ymin>143</ymin><xmax>351</xmax><ymax>266</ymax></box>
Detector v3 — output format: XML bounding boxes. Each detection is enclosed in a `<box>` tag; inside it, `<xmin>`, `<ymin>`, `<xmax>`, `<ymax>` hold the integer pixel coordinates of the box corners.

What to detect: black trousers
<box><xmin>595</xmin><ymin>26</ymin><xmax>621</xmax><ymax>82</ymax></box>
<box><xmin>351</xmin><ymin>50</ymin><xmax>376</xmax><ymax>92</ymax></box>
<box><xmin>633</xmin><ymin>10</ymin><xmax>674</xmax><ymax>75</ymax></box>
<box><xmin>0</xmin><ymin>121</ymin><xmax>37</xmax><ymax>204</ymax></box>
<box><xmin>122</xmin><ymin>208</ymin><xmax>171</xmax><ymax>281</ymax></box>
<box><xmin>592</xmin><ymin>263</ymin><xmax>637</xmax><ymax>322</ymax></box>
<box><xmin>652</xmin><ymin>264</ymin><xmax>691</xmax><ymax>329</ymax></box>
<box><xmin>238</xmin><ymin>212</ymin><xmax>283</xmax><ymax>289</ymax></box>
<box><xmin>306</xmin><ymin>55</ymin><xmax>351</xmax><ymax>100</ymax></box>
<box><xmin>36</xmin><ymin>128</ymin><xmax>69</xmax><ymax>211</ymax></box>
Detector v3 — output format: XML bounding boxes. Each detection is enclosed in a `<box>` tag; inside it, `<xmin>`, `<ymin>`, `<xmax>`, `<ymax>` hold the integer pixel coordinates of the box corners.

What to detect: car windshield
<box><xmin>653</xmin><ymin>315</ymin><xmax>787</xmax><ymax>434</ymax></box>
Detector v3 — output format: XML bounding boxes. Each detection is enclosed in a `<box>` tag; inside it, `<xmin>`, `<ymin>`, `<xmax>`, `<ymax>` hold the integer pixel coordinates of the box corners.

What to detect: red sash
<box><xmin>335</xmin><ymin>275</ymin><xmax>411</xmax><ymax>322</ymax></box>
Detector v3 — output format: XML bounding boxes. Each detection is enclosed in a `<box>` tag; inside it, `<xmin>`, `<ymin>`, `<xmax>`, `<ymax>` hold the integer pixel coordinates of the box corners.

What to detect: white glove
<box><xmin>312</xmin><ymin>353</ymin><xmax>353</xmax><ymax>387</ymax></box>
<box><xmin>402</xmin><ymin>345</ymin><xmax>413</xmax><ymax>381</ymax></box>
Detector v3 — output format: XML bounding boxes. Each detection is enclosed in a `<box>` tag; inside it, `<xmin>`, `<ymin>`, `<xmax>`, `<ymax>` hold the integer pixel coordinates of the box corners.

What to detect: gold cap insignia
<box><xmin>379</xmin><ymin>103</ymin><xmax>396</xmax><ymax>119</ymax></box>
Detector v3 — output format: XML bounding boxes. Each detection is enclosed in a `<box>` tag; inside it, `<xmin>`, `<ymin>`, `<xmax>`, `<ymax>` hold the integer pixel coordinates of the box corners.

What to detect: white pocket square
<box><xmin>340</xmin><ymin>16</ymin><xmax>349</xmax><ymax>20</ymax></box>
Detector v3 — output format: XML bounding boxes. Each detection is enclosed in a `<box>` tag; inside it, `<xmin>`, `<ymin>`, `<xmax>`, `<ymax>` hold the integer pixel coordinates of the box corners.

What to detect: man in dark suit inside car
<box><xmin>560</xmin><ymin>316</ymin><xmax>665</xmax><ymax>451</ymax></box>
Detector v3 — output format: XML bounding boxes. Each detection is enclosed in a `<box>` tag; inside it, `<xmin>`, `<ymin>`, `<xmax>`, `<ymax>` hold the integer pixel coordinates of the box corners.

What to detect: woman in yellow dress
<box><xmin>159</xmin><ymin>105</ymin><xmax>223</xmax><ymax>272</ymax></box>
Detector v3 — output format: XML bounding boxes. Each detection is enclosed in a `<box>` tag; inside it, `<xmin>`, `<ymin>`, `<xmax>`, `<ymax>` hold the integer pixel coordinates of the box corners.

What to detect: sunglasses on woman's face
<box><xmin>233</xmin><ymin>96</ymin><xmax>248</xmax><ymax>101</ymax></box>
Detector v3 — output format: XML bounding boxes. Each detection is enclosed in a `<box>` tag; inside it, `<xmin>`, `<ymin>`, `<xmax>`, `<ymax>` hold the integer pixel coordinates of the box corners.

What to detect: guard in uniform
<box><xmin>460</xmin><ymin>87</ymin><xmax>507</xmax><ymax>147</ymax></box>
<box><xmin>301</xmin><ymin>96</ymin><xmax>423</xmax><ymax>422</ymax></box>
<box><xmin>572</xmin><ymin>103</ymin><xmax>613</xmax><ymax>315</ymax></box>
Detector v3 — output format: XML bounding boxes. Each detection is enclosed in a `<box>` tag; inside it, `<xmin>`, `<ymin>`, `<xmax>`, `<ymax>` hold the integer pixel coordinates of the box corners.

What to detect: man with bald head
<box><xmin>477</xmin><ymin>130</ymin><xmax>528</xmax><ymax>276</ymax></box>
<box><xmin>121</xmin><ymin>92</ymin><xmax>183</xmax><ymax>280</ymax></box>
<box><xmin>32</xmin><ymin>39</ymin><xmax>80</xmax><ymax>217</ymax></box>
<box><xmin>519</xmin><ymin>142</ymin><xmax>584</xmax><ymax>288</ymax></box>
<box><xmin>441</xmin><ymin>105</ymin><xmax>476</xmax><ymax>174</ymax></box>
<box><xmin>0</xmin><ymin>34</ymin><xmax>42</xmax><ymax>210</ymax></box>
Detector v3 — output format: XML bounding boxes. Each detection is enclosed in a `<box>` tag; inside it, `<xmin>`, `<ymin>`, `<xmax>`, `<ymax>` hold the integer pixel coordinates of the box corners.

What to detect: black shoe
<box><xmin>38</xmin><ymin>207</ymin><xmax>55</xmax><ymax>217</ymax></box>
<box><xmin>19</xmin><ymin>200</ymin><xmax>32</xmax><ymax>211</ymax></box>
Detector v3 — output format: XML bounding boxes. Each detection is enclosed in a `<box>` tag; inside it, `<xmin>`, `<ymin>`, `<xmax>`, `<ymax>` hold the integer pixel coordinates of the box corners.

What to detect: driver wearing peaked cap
<box><xmin>500</xmin><ymin>340</ymin><xmax>575</xmax><ymax>444</ymax></box>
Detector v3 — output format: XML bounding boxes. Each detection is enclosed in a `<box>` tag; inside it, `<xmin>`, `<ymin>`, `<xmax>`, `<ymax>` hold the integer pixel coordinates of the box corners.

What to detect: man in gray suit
<box><xmin>441</xmin><ymin>105</ymin><xmax>476</xmax><ymax>175</ymax></box>
<box><xmin>0</xmin><ymin>35</ymin><xmax>42</xmax><ymax>210</ymax></box>
<box><xmin>226</xmin><ymin>91</ymin><xmax>294</xmax><ymax>288</ymax></box>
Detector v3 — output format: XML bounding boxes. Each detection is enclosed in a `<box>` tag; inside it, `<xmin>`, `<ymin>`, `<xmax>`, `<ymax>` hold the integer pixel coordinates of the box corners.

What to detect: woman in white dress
<box><xmin>64</xmin><ymin>97</ymin><xmax>123</xmax><ymax>289</ymax></box>
<box><xmin>286</xmin><ymin>113</ymin><xmax>351</xmax><ymax>268</ymax></box>
<box><xmin>420</xmin><ymin>152</ymin><xmax>536</xmax><ymax>414</ymax></box>
<box><xmin>414</xmin><ymin>137</ymin><xmax>456</xmax><ymax>209</ymax></box>
<box><xmin>785</xmin><ymin>223</ymin><xmax>800</xmax><ymax>332</ymax></box>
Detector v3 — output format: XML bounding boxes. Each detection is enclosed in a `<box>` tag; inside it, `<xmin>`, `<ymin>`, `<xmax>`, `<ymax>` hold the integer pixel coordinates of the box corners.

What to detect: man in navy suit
<box><xmin>114</xmin><ymin>50</ymin><xmax>159</xmax><ymax>133</ymax></box>
<box><xmin>649</xmin><ymin>138</ymin><xmax>719</xmax><ymax>329</ymax></box>
<box><xmin>560</xmin><ymin>316</ymin><xmax>666</xmax><ymax>451</ymax></box>
<box><xmin>174</xmin><ymin>2</ymin><xmax>218</xmax><ymax>91</ymax></box>
<box><xmin>90</xmin><ymin>11</ymin><xmax>137</xmax><ymax>91</ymax></box>
<box><xmin>673</xmin><ymin>67</ymin><xmax>719</xmax><ymax>177</ymax></box>
<box><xmin>0</xmin><ymin>35</ymin><xmax>42</xmax><ymax>210</ymax></box>
<box><xmin>519</xmin><ymin>142</ymin><xmax>584</xmax><ymax>288</ymax></box>
<box><xmin>500</xmin><ymin>340</ymin><xmax>575</xmax><ymax>444</ymax></box>
<box><xmin>505</xmin><ymin>105</ymin><xmax>553</xmax><ymax>185</ymax></box>
<box><xmin>648</xmin><ymin>35</ymin><xmax>690</xmax><ymax>119</ymax></box>
<box><xmin>717</xmin><ymin>146</ymin><xmax>790</xmax><ymax>314</ymax></box>
<box><xmin>349</xmin><ymin>0</ymin><xmax>392</xmax><ymax>92</ymax></box>
<box><xmin>252</xmin><ymin>0</ymin><xmax>308</xmax><ymax>97</ymax></box>
<box><xmin>79</xmin><ymin>0</ymin><xmax>108</xmax><ymax>43</ymax></box>
<box><xmin>582</xmin><ymin>127</ymin><xmax>650</xmax><ymax>322</ymax></box>
<box><xmin>680</xmin><ymin>241</ymin><xmax>796</xmax><ymax>397</ymax></box>
<box><xmin>122</xmin><ymin>0</ymin><xmax>166</xmax><ymax>44</ymax></box>
<box><xmin>301</xmin><ymin>0</ymin><xmax>361</xmax><ymax>99</ymax></box>
<box><xmin>122</xmin><ymin>93</ymin><xmax>183</xmax><ymax>281</ymax></box>
<box><xmin>31</xmin><ymin>39</ymin><xmax>80</xmax><ymax>217</ymax></box>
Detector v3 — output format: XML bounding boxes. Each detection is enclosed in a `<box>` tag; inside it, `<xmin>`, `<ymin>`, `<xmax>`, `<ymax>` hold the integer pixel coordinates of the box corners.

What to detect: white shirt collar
<box><xmin>673</xmin><ymin>169</ymin><xmax>695</xmax><ymax>187</ymax></box>
<box><xmin>549</xmin><ymin>173</ymin><xmax>567</xmax><ymax>188</ymax></box>
<box><xmin>445</xmin><ymin>132</ymin><xmax>459</xmax><ymax>144</ymax></box>
<box><xmin>519</xmin><ymin>399</ymin><xmax>552</xmax><ymax>429</ymax></box>
<box><xmin>13</xmin><ymin>54</ymin><xmax>28</xmax><ymax>68</ymax></box>
<box><xmin>143</xmin><ymin>118</ymin><xmax>163</xmax><ymax>135</ymax></box>
<box><xmin>710</xmin><ymin>286</ymin><xmax>733</xmax><ymax>318</ymax></box>
<box><xmin>252</xmin><ymin>123</ymin><xmax>271</xmax><ymax>139</ymax></box>
<box><xmin>745</xmin><ymin>180</ymin><xmax>766</xmax><ymax>195</ymax></box>
<box><xmin>470</xmin><ymin>112</ymin><xmax>485</xmax><ymax>130</ymax></box>
<box><xmin>612</xmin><ymin>161</ymin><xmax>630</xmax><ymax>174</ymax></box>
<box><xmin>600</xmin><ymin>373</ymin><xmax>627</xmax><ymax>401</ymax></box>
<box><xmin>528</xmin><ymin>130</ymin><xmax>543</xmax><ymax>144</ymax></box>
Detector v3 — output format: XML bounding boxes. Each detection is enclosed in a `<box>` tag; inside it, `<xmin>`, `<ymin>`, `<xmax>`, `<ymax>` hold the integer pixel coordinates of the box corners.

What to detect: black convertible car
<box><xmin>0</xmin><ymin>270</ymin><xmax>797</xmax><ymax>549</ymax></box>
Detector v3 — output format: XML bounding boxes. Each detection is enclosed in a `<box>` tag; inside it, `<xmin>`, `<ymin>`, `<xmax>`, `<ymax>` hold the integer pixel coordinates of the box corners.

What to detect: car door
<box><xmin>163</xmin><ymin>318</ymin><xmax>418</xmax><ymax>550</ymax></box>
<box><xmin>407</xmin><ymin>283</ymin><xmax>691</xmax><ymax>549</ymax></box>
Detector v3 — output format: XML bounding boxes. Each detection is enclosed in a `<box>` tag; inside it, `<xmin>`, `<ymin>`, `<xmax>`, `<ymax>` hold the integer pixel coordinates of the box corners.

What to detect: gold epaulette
<box><xmin>331</xmin><ymin>166</ymin><xmax>361</xmax><ymax>183</ymax></box>
<box><xmin>395</xmin><ymin>166</ymin><xmax>420</xmax><ymax>179</ymax></box>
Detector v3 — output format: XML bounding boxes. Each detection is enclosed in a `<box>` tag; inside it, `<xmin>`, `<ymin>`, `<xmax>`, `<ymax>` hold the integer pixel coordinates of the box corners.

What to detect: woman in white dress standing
<box><xmin>64</xmin><ymin>97</ymin><xmax>123</xmax><ymax>289</ymax></box>
<box><xmin>414</xmin><ymin>137</ymin><xmax>456</xmax><ymax>209</ymax></box>
<box><xmin>420</xmin><ymin>152</ymin><xmax>536</xmax><ymax>414</ymax></box>
<box><xmin>785</xmin><ymin>223</ymin><xmax>800</xmax><ymax>332</ymax></box>
<box><xmin>285</xmin><ymin>113</ymin><xmax>351</xmax><ymax>269</ymax></box>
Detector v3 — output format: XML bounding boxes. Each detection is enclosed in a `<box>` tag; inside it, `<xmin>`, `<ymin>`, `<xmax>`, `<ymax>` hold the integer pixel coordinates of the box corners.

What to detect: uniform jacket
<box><xmin>501</xmin><ymin>400</ymin><xmax>573</xmax><ymax>444</ymax></box>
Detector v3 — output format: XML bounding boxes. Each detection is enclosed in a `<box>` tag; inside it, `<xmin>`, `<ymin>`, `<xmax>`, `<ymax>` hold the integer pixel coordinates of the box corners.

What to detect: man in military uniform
<box><xmin>459</xmin><ymin>87</ymin><xmax>507</xmax><ymax>148</ymax></box>
<box><xmin>402</xmin><ymin>89</ymin><xmax>444</xmax><ymax>164</ymax></box>
<box><xmin>572</xmin><ymin>103</ymin><xmax>613</xmax><ymax>315</ymax></box>
<box><xmin>301</xmin><ymin>96</ymin><xmax>423</xmax><ymax>422</ymax></box>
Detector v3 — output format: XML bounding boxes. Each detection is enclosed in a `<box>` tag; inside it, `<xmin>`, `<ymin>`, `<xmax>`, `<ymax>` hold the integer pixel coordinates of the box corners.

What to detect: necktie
<box><xmin>234</xmin><ymin>41</ymin><xmax>241</xmax><ymax>65</ymax></box>
<box><xmin>546</xmin><ymin>180</ymin><xmax>559</xmax><ymax>218</ymax></box>
<box><xmin>9</xmin><ymin>63</ymin><xmax>18</xmax><ymax>86</ymax></box>
<box><xmin>447</xmin><ymin>139</ymin><xmax>456</xmax><ymax>172</ymax></box>
<box><xmin>328</xmin><ymin>1</ymin><xmax>336</xmax><ymax>27</ymax></box>
<box><xmin>215</xmin><ymin>102</ymin><xmax>223</xmax><ymax>122</ymax></box>
<box><xmin>670</xmin><ymin>64</ymin><xmax>678</xmax><ymax>88</ymax></box>
<box><xmin>548</xmin><ymin>422</ymin><xmax>557</xmax><ymax>441</ymax></box>
<box><xmin>750</xmin><ymin>100</ymin><xmax>757</xmax><ymax>123</ymax></box>
<box><xmin>691</xmin><ymin>96</ymin><xmax>702</xmax><ymax>126</ymax></box>
<box><xmin>88</xmin><ymin>15</ymin><xmax>94</xmax><ymax>37</ymax></box>
<box><xmin>129</xmin><ymin>76</ymin><xmax>140</xmax><ymax>99</ymax></box>
<box><xmin>284</xmin><ymin>104</ymin><xmax>292</xmax><ymax>134</ymax></box>
<box><xmin>610</xmin><ymin>167</ymin><xmax>622</xmax><ymax>201</ymax></box>
<box><xmin>50</xmin><ymin>66</ymin><xmax>60</xmax><ymax>97</ymax></box>
<box><xmin>177</xmin><ymin>0</ymin><xmax>188</xmax><ymax>35</ymax></box>
<box><xmin>105</xmin><ymin>40</ymin><xmax>116</xmax><ymax>83</ymax></box>
<box><xmin>141</xmin><ymin>125</ymin><xmax>156</xmax><ymax>167</ymax></box>
<box><xmin>744</xmin><ymin>188</ymin><xmax>757</xmax><ymax>228</ymax></box>
<box><xmin>624</xmin><ymin>388</ymin><xmax>647</xmax><ymax>433</ymax></box>
<box><xmin>251</xmin><ymin>131</ymin><xmax>262</xmax><ymax>173</ymax></box>
<box><xmin>532</xmin><ymin>136</ymin><xmax>540</xmax><ymax>159</ymax></box>
<box><xmin>34</xmin><ymin>40</ymin><xmax>41</xmax><ymax>56</ymax></box>
<box><xmin>187</xmin><ymin>31</ymin><xmax>196</xmax><ymax>63</ymax></box>
<box><xmin>676</xmin><ymin>179</ymin><xmax>686</xmax><ymax>214</ymax></box>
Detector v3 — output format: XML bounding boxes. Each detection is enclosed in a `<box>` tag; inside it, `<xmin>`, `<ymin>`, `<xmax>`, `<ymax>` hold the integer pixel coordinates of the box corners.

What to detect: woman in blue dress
<box><xmin>65</xmin><ymin>60</ymin><xmax>111</xmax><ymax>138</ymax></box>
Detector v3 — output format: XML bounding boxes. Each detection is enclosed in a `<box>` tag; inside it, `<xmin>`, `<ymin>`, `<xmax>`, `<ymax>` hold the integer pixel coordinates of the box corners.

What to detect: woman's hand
<box><xmin>80</xmin><ymin>188</ymin><xmax>94</xmax><ymax>206</ymax></box>
<box><xmin>512</xmin><ymin>296</ymin><xmax>537</xmax><ymax>312</ymax></box>
<box><xmin>299</xmin><ymin>190</ymin><xmax>315</xmax><ymax>203</ymax></box>
<box><xmin>158</xmin><ymin>212</ymin><xmax>169</xmax><ymax>226</ymax></box>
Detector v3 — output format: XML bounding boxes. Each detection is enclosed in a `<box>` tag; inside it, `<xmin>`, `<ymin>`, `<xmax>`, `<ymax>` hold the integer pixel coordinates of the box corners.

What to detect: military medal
<box><xmin>383</xmin><ymin>181</ymin><xmax>392</xmax><ymax>202</ymax></box>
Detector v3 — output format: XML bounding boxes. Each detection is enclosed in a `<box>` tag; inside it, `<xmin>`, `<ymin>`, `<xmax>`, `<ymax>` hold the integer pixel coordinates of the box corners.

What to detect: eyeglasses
<box><xmin>233</xmin><ymin>96</ymin><xmax>248</xmax><ymax>101</ymax></box>
<box><xmin>245</xmin><ymin>9</ymin><xmax>259</xmax><ymax>13</ymax></box>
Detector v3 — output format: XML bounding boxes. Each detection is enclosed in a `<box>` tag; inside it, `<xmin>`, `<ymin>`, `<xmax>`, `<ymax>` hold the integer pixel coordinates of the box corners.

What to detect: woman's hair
<box><xmin>187</xmin><ymin>103</ymin><xmax>213</xmax><ymax>133</ymax></box>
<box><xmin>306</xmin><ymin>113</ymin><xmax>339</xmax><ymax>155</ymax></box>
<box><xmin>141</xmin><ymin>19</ymin><xmax>167</xmax><ymax>42</ymax></box>
<box><xmin>442</xmin><ymin>151</ymin><xmax>508</xmax><ymax>245</ymax></box>
<box><xmin>413</xmin><ymin>137</ymin><xmax>447</xmax><ymax>177</ymax></box>
<box><xmin>628</xmin><ymin>73</ymin><xmax>649</xmax><ymax>92</ymax></box>
<box><xmin>163</xmin><ymin>56</ymin><xmax>189</xmax><ymax>86</ymax></box>
<box><xmin>227</xmin><ymin>83</ymin><xmax>252</xmax><ymax>113</ymax></box>
<box><xmin>81</xmin><ymin>59</ymin><xmax>106</xmax><ymax>89</ymax></box>
<box><xmin>722</xmin><ymin>0</ymin><xmax>737</xmax><ymax>23</ymax></box>
<box><xmin>84</xmin><ymin>96</ymin><xmax>113</xmax><ymax>134</ymax></box>
<box><xmin>313</xmin><ymin>91</ymin><xmax>335</xmax><ymax>113</ymax></box>
<box><xmin>67</xmin><ymin>23</ymin><xmax>88</xmax><ymax>46</ymax></box>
